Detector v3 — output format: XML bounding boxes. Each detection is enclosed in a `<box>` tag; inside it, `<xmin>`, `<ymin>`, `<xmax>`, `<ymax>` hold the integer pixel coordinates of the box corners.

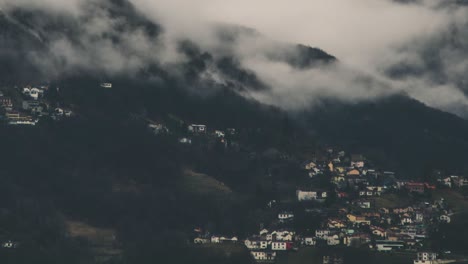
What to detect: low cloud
<box><xmin>1</xmin><ymin>0</ymin><xmax>468</xmax><ymax>117</ymax></box>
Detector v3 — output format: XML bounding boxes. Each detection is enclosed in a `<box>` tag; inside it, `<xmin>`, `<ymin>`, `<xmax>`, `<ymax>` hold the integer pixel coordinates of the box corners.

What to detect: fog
<box><xmin>1</xmin><ymin>0</ymin><xmax>468</xmax><ymax>116</ymax></box>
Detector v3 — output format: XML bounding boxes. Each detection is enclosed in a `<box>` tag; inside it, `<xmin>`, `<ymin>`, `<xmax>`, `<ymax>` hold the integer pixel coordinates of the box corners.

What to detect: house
<box><xmin>302</xmin><ymin>237</ymin><xmax>316</xmax><ymax>246</ymax></box>
<box><xmin>259</xmin><ymin>229</ymin><xmax>269</xmax><ymax>236</ymax></box>
<box><xmin>226</xmin><ymin>128</ymin><xmax>236</xmax><ymax>135</ymax></box>
<box><xmin>55</xmin><ymin>108</ymin><xmax>64</xmax><ymax>116</ymax></box>
<box><xmin>401</xmin><ymin>216</ymin><xmax>413</xmax><ymax>225</ymax></box>
<box><xmin>393</xmin><ymin>207</ymin><xmax>414</xmax><ymax>214</ymax></box>
<box><xmin>414</xmin><ymin>252</ymin><xmax>438</xmax><ymax>264</ymax></box>
<box><xmin>278</xmin><ymin>212</ymin><xmax>294</xmax><ymax>221</ymax></box>
<box><xmin>347</xmin><ymin>214</ymin><xmax>370</xmax><ymax>225</ymax></box>
<box><xmin>245</xmin><ymin>239</ymin><xmax>268</xmax><ymax>249</ymax></box>
<box><xmin>214</xmin><ymin>130</ymin><xmax>225</xmax><ymax>138</ymax></box>
<box><xmin>303</xmin><ymin>161</ymin><xmax>317</xmax><ymax>170</ymax></box>
<box><xmin>296</xmin><ymin>190</ymin><xmax>327</xmax><ymax>201</ymax></box>
<box><xmin>356</xmin><ymin>200</ymin><xmax>372</xmax><ymax>209</ymax></box>
<box><xmin>22</xmin><ymin>87</ymin><xmax>31</xmax><ymax>95</ymax></box>
<box><xmin>333</xmin><ymin>175</ymin><xmax>346</xmax><ymax>184</ymax></box>
<box><xmin>30</xmin><ymin>87</ymin><xmax>41</xmax><ymax>99</ymax></box>
<box><xmin>100</xmin><ymin>83</ymin><xmax>113</xmax><ymax>88</ymax></box>
<box><xmin>271</xmin><ymin>230</ymin><xmax>295</xmax><ymax>241</ymax></box>
<box><xmin>359</xmin><ymin>190</ymin><xmax>371</xmax><ymax>197</ymax></box>
<box><xmin>148</xmin><ymin>124</ymin><xmax>169</xmax><ymax>134</ymax></box>
<box><xmin>211</xmin><ymin>236</ymin><xmax>221</xmax><ymax>243</ymax></box>
<box><xmin>271</xmin><ymin>241</ymin><xmax>292</xmax><ymax>251</ymax></box>
<box><xmin>367</xmin><ymin>186</ymin><xmax>384</xmax><ymax>194</ymax></box>
<box><xmin>374</xmin><ymin>240</ymin><xmax>405</xmax><ymax>251</ymax></box>
<box><xmin>188</xmin><ymin>124</ymin><xmax>207</xmax><ymax>133</ymax></box>
<box><xmin>347</xmin><ymin>169</ymin><xmax>360</xmax><ymax>176</ymax></box>
<box><xmin>327</xmin><ymin>219</ymin><xmax>346</xmax><ymax>229</ymax></box>
<box><xmin>194</xmin><ymin>237</ymin><xmax>210</xmax><ymax>244</ymax></box>
<box><xmin>0</xmin><ymin>97</ymin><xmax>13</xmax><ymax>110</ymax></box>
<box><xmin>327</xmin><ymin>234</ymin><xmax>341</xmax><ymax>246</ymax></box>
<box><xmin>315</xmin><ymin>229</ymin><xmax>331</xmax><ymax>239</ymax></box>
<box><xmin>5</xmin><ymin>111</ymin><xmax>20</xmax><ymax>119</ymax></box>
<box><xmin>250</xmin><ymin>250</ymin><xmax>276</xmax><ymax>262</ymax></box>
<box><xmin>218</xmin><ymin>237</ymin><xmax>238</xmax><ymax>243</ymax></box>
<box><xmin>439</xmin><ymin>215</ymin><xmax>451</xmax><ymax>223</ymax></box>
<box><xmin>335</xmin><ymin>167</ymin><xmax>346</xmax><ymax>174</ymax></box>
<box><xmin>405</xmin><ymin>182</ymin><xmax>426</xmax><ymax>194</ymax></box>
<box><xmin>2</xmin><ymin>240</ymin><xmax>17</xmax><ymax>249</ymax></box>
<box><xmin>179</xmin><ymin>138</ymin><xmax>192</xmax><ymax>144</ymax></box>
<box><xmin>439</xmin><ymin>177</ymin><xmax>452</xmax><ymax>188</ymax></box>
<box><xmin>337</xmin><ymin>192</ymin><xmax>348</xmax><ymax>198</ymax></box>
<box><xmin>8</xmin><ymin>117</ymin><xmax>37</xmax><ymax>126</ymax></box>
<box><xmin>454</xmin><ymin>177</ymin><xmax>468</xmax><ymax>188</ymax></box>
<box><xmin>371</xmin><ymin>226</ymin><xmax>387</xmax><ymax>238</ymax></box>
<box><xmin>362</xmin><ymin>212</ymin><xmax>381</xmax><ymax>218</ymax></box>
<box><xmin>345</xmin><ymin>233</ymin><xmax>371</xmax><ymax>247</ymax></box>
<box><xmin>22</xmin><ymin>100</ymin><xmax>40</xmax><ymax>110</ymax></box>
<box><xmin>415</xmin><ymin>213</ymin><xmax>424</xmax><ymax>223</ymax></box>
<box><xmin>350</xmin><ymin>154</ymin><xmax>365</xmax><ymax>168</ymax></box>
<box><xmin>379</xmin><ymin>208</ymin><xmax>390</xmax><ymax>214</ymax></box>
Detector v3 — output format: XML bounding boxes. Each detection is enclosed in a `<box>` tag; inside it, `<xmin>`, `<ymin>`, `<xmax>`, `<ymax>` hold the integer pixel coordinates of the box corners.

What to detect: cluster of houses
<box><xmin>0</xmin><ymin>90</ymin><xmax>38</xmax><ymax>126</ymax></box>
<box><xmin>0</xmin><ymin>85</ymin><xmax>74</xmax><ymax>126</ymax></box>
<box><xmin>190</xmin><ymin>148</ymin><xmax>460</xmax><ymax>263</ymax></box>
<box><xmin>147</xmin><ymin>121</ymin><xmax>236</xmax><ymax>146</ymax></box>
<box><xmin>1</xmin><ymin>240</ymin><xmax>18</xmax><ymax>249</ymax></box>
<box><xmin>302</xmin><ymin>198</ymin><xmax>451</xmax><ymax>250</ymax></box>
<box><xmin>438</xmin><ymin>175</ymin><xmax>468</xmax><ymax>189</ymax></box>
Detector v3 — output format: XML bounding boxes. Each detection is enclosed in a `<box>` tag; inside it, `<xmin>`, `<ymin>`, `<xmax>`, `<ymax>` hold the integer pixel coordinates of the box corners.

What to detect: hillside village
<box><xmin>189</xmin><ymin>143</ymin><xmax>465</xmax><ymax>263</ymax></box>
<box><xmin>0</xmin><ymin>83</ymin><xmax>76</xmax><ymax>126</ymax></box>
<box><xmin>144</xmin><ymin>117</ymin><xmax>468</xmax><ymax>263</ymax></box>
<box><xmin>1</xmin><ymin>83</ymin><xmax>468</xmax><ymax>264</ymax></box>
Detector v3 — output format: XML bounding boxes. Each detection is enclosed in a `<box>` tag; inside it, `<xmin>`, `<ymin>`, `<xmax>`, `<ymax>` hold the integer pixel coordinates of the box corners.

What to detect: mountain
<box><xmin>304</xmin><ymin>95</ymin><xmax>468</xmax><ymax>177</ymax></box>
<box><xmin>2</xmin><ymin>0</ymin><xmax>468</xmax><ymax>263</ymax></box>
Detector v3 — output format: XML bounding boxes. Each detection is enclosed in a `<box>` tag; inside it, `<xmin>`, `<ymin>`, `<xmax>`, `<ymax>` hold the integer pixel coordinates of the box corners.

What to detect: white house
<box><xmin>22</xmin><ymin>87</ymin><xmax>31</xmax><ymax>95</ymax></box>
<box><xmin>250</xmin><ymin>251</ymin><xmax>276</xmax><ymax>262</ymax></box>
<box><xmin>244</xmin><ymin>239</ymin><xmax>268</xmax><ymax>249</ymax></box>
<box><xmin>149</xmin><ymin>124</ymin><xmax>169</xmax><ymax>134</ymax></box>
<box><xmin>30</xmin><ymin>88</ymin><xmax>41</xmax><ymax>99</ymax></box>
<box><xmin>2</xmin><ymin>241</ymin><xmax>17</xmax><ymax>249</ymax></box>
<box><xmin>278</xmin><ymin>212</ymin><xmax>294</xmax><ymax>221</ymax></box>
<box><xmin>414</xmin><ymin>252</ymin><xmax>438</xmax><ymax>264</ymax></box>
<box><xmin>100</xmin><ymin>83</ymin><xmax>113</xmax><ymax>88</ymax></box>
<box><xmin>214</xmin><ymin>130</ymin><xmax>225</xmax><ymax>138</ymax></box>
<box><xmin>271</xmin><ymin>230</ymin><xmax>295</xmax><ymax>241</ymax></box>
<box><xmin>357</xmin><ymin>200</ymin><xmax>372</xmax><ymax>209</ymax></box>
<box><xmin>415</xmin><ymin>213</ymin><xmax>424</xmax><ymax>223</ymax></box>
<box><xmin>194</xmin><ymin>237</ymin><xmax>210</xmax><ymax>244</ymax></box>
<box><xmin>211</xmin><ymin>236</ymin><xmax>221</xmax><ymax>243</ymax></box>
<box><xmin>440</xmin><ymin>177</ymin><xmax>452</xmax><ymax>188</ymax></box>
<box><xmin>401</xmin><ymin>217</ymin><xmax>413</xmax><ymax>225</ymax></box>
<box><xmin>179</xmin><ymin>138</ymin><xmax>192</xmax><ymax>144</ymax></box>
<box><xmin>315</xmin><ymin>229</ymin><xmax>331</xmax><ymax>239</ymax></box>
<box><xmin>303</xmin><ymin>237</ymin><xmax>316</xmax><ymax>246</ymax></box>
<box><xmin>271</xmin><ymin>241</ymin><xmax>289</xmax><ymax>251</ymax></box>
<box><xmin>296</xmin><ymin>190</ymin><xmax>327</xmax><ymax>201</ymax></box>
<box><xmin>259</xmin><ymin>229</ymin><xmax>269</xmax><ymax>236</ymax></box>
<box><xmin>188</xmin><ymin>124</ymin><xmax>207</xmax><ymax>133</ymax></box>
<box><xmin>439</xmin><ymin>215</ymin><xmax>451</xmax><ymax>223</ymax></box>
<box><xmin>327</xmin><ymin>234</ymin><xmax>341</xmax><ymax>246</ymax></box>
<box><xmin>55</xmin><ymin>108</ymin><xmax>64</xmax><ymax>116</ymax></box>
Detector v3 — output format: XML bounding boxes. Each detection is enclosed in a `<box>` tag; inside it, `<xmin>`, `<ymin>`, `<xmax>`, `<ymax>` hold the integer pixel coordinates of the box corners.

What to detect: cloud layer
<box><xmin>1</xmin><ymin>0</ymin><xmax>468</xmax><ymax>116</ymax></box>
